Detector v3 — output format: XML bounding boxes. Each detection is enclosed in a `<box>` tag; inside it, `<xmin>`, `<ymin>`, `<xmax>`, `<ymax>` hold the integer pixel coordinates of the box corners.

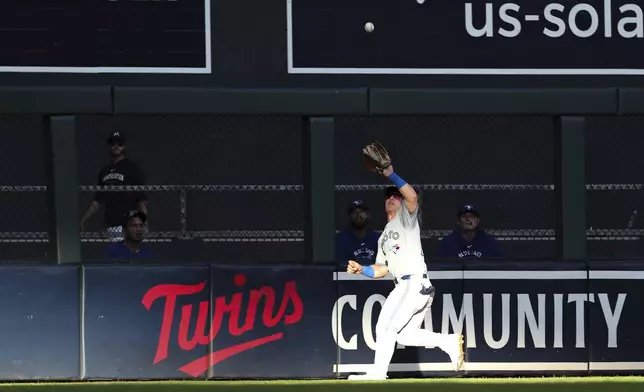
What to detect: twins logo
<box><xmin>141</xmin><ymin>274</ymin><xmax>304</xmax><ymax>376</ymax></box>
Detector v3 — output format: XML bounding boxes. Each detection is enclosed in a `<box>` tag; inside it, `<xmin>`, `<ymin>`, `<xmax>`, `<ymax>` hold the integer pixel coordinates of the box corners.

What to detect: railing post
<box><xmin>555</xmin><ymin>116</ymin><xmax>587</xmax><ymax>261</ymax></box>
<box><xmin>44</xmin><ymin>115</ymin><xmax>81</xmax><ymax>264</ymax></box>
<box><xmin>180</xmin><ymin>189</ymin><xmax>188</xmax><ymax>239</ymax></box>
<box><xmin>303</xmin><ymin>117</ymin><xmax>335</xmax><ymax>264</ymax></box>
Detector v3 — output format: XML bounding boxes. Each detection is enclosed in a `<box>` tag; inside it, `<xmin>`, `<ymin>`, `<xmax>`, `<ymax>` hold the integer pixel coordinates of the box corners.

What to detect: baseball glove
<box><xmin>362</xmin><ymin>141</ymin><xmax>392</xmax><ymax>175</ymax></box>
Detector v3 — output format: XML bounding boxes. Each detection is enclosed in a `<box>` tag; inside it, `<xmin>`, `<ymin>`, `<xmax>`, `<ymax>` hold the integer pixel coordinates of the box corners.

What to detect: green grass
<box><xmin>0</xmin><ymin>377</ymin><xmax>643</xmax><ymax>392</ymax></box>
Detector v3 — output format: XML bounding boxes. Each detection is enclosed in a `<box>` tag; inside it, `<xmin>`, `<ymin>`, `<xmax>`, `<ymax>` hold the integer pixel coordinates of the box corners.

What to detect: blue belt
<box><xmin>394</xmin><ymin>273</ymin><xmax>427</xmax><ymax>285</ymax></box>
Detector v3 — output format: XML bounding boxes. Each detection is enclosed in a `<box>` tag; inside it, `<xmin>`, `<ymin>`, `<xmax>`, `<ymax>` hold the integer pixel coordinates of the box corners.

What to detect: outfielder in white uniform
<box><xmin>346</xmin><ymin>164</ymin><xmax>464</xmax><ymax>380</ymax></box>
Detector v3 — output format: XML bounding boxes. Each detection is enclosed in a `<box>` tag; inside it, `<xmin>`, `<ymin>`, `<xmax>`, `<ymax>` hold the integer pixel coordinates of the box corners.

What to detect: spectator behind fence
<box><xmin>105</xmin><ymin>210</ymin><xmax>153</xmax><ymax>261</ymax></box>
<box><xmin>336</xmin><ymin>200</ymin><xmax>380</xmax><ymax>267</ymax></box>
<box><xmin>436</xmin><ymin>204</ymin><xmax>503</xmax><ymax>260</ymax></box>
<box><xmin>80</xmin><ymin>131</ymin><xmax>148</xmax><ymax>241</ymax></box>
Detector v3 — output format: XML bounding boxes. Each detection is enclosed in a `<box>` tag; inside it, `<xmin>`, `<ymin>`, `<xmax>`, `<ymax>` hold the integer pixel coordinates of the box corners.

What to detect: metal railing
<box><xmin>0</xmin><ymin>183</ymin><xmax>639</xmax><ymax>242</ymax></box>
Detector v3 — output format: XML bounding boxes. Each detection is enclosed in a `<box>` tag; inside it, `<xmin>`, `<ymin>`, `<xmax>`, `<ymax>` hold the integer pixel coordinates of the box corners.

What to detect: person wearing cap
<box><xmin>104</xmin><ymin>210</ymin><xmax>153</xmax><ymax>260</ymax></box>
<box><xmin>336</xmin><ymin>200</ymin><xmax>380</xmax><ymax>266</ymax></box>
<box><xmin>80</xmin><ymin>131</ymin><xmax>148</xmax><ymax>242</ymax></box>
<box><xmin>436</xmin><ymin>204</ymin><xmax>503</xmax><ymax>260</ymax></box>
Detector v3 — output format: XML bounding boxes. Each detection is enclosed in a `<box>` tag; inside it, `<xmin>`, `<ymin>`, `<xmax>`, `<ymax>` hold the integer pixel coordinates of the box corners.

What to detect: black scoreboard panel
<box><xmin>288</xmin><ymin>0</ymin><xmax>644</xmax><ymax>75</ymax></box>
<box><xmin>0</xmin><ymin>0</ymin><xmax>209</xmax><ymax>73</ymax></box>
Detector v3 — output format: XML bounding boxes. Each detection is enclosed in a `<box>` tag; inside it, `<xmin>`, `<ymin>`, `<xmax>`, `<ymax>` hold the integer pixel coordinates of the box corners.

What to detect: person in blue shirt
<box><xmin>105</xmin><ymin>210</ymin><xmax>154</xmax><ymax>261</ymax></box>
<box><xmin>436</xmin><ymin>204</ymin><xmax>503</xmax><ymax>260</ymax></box>
<box><xmin>336</xmin><ymin>200</ymin><xmax>380</xmax><ymax>267</ymax></box>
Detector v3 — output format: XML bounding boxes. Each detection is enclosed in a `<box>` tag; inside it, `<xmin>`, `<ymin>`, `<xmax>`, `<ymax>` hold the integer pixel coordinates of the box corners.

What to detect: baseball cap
<box><xmin>107</xmin><ymin>131</ymin><xmax>126</xmax><ymax>144</ymax></box>
<box><xmin>348</xmin><ymin>200</ymin><xmax>368</xmax><ymax>213</ymax></box>
<box><xmin>458</xmin><ymin>204</ymin><xmax>479</xmax><ymax>217</ymax></box>
<box><xmin>123</xmin><ymin>210</ymin><xmax>147</xmax><ymax>226</ymax></box>
<box><xmin>384</xmin><ymin>186</ymin><xmax>403</xmax><ymax>199</ymax></box>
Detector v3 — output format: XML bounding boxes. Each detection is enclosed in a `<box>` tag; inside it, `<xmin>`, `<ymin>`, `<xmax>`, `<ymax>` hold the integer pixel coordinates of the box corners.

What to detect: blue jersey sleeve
<box><xmin>104</xmin><ymin>244</ymin><xmax>118</xmax><ymax>259</ymax></box>
<box><xmin>335</xmin><ymin>232</ymin><xmax>348</xmax><ymax>262</ymax></box>
<box><xmin>487</xmin><ymin>236</ymin><xmax>504</xmax><ymax>259</ymax></box>
<box><xmin>436</xmin><ymin>234</ymin><xmax>453</xmax><ymax>257</ymax></box>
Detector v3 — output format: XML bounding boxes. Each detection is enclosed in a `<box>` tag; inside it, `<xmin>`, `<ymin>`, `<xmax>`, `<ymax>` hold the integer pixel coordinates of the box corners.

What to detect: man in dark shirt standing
<box><xmin>336</xmin><ymin>200</ymin><xmax>380</xmax><ymax>266</ymax></box>
<box><xmin>80</xmin><ymin>131</ymin><xmax>148</xmax><ymax>241</ymax></box>
<box><xmin>436</xmin><ymin>204</ymin><xmax>503</xmax><ymax>260</ymax></box>
<box><xmin>105</xmin><ymin>210</ymin><xmax>153</xmax><ymax>260</ymax></box>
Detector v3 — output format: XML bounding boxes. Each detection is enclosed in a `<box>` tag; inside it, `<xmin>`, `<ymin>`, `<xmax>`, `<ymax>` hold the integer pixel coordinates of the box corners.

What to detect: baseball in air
<box><xmin>365</xmin><ymin>22</ymin><xmax>375</xmax><ymax>32</ymax></box>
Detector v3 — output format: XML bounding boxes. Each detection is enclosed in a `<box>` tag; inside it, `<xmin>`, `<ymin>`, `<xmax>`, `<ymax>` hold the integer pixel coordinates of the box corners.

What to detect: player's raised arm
<box><xmin>347</xmin><ymin>260</ymin><xmax>389</xmax><ymax>279</ymax></box>
<box><xmin>382</xmin><ymin>165</ymin><xmax>418</xmax><ymax>214</ymax></box>
<box><xmin>362</xmin><ymin>141</ymin><xmax>419</xmax><ymax>214</ymax></box>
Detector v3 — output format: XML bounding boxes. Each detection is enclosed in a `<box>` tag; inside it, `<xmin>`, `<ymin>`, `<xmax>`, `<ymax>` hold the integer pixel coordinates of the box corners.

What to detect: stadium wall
<box><xmin>2</xmin><ymin>1</ymin><xmax>644</xmax><ymax>381</ymax></box>
<box><xmin>1</xmin><ymin>262</ymin><xmax>642</xmax><ymax>380</ymax></box>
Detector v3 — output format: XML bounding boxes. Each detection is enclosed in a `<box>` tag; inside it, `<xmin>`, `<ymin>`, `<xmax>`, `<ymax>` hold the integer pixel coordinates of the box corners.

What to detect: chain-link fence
<box><xmin>5</xmin><ymin>112</ymin><xmax>638</xmax><ymax>264</ymax></box>
<box><xmin>335</xmin><ymin>116</ymin><xmax>557</xmax><ymax>261</ymax></box>
<box><xmin>0</xmin><ymin>115</ymin><xmax>49</xmax><ymax>262</ymax></box>
<box><xmin>76</xmin><ymin>115</ymin><xmax>305</xmax><ymax>263</ymax></box>
<box><xmin>586</xmin><ymin>116</ymin><xmax>644</xmax><ymax>260</ymax></box>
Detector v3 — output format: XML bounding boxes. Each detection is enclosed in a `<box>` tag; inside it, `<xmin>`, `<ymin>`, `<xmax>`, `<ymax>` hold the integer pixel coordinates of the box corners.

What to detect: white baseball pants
<box><xmin>371</xmin><ymin>276</ymin><xmax>450</xmax><ymax>376</ymax></box>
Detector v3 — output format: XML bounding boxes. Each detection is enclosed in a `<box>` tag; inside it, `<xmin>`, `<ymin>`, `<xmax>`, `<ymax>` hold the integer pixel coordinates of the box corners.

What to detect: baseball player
<box><xmin>346</xmin><ymin>142</ymin><xmax>464</xmax><ymax>380</ymax></box>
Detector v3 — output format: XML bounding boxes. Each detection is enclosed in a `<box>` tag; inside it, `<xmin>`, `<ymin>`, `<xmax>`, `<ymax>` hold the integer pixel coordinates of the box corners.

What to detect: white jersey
<box><xmin>375</xmin><ymin>202</ymin><xmax>428</xmax><ymax>282</ymax></box>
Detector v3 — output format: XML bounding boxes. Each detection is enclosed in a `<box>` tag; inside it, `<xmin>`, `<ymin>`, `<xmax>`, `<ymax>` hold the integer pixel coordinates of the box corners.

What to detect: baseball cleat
<box><xmin>447</xmin><ymin>333</ymin><xmax>464</xmax><ymax>371</ymax></box>
<box><xmin>348</xmin><ymin>373</ymin><xmax>388</xmax><ymax>381</ymax></box>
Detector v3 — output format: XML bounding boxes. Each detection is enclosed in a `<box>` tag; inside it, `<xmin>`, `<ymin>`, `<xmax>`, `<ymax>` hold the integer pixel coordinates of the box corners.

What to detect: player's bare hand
<box><xmin>382</xmin><ymin>165</ymin><xmax>394</xmax><ymax>177</ymax></box>
<box><xmin>347</xmin><ymin>260</ymin><xmax>363</xmax><ymax>274</ymax></box>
